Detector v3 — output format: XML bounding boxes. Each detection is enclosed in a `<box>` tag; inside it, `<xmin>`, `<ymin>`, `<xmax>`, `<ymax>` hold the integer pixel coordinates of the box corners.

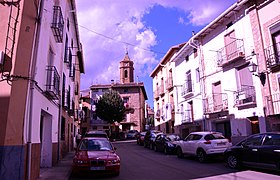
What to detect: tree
<box><xmin>95</xmin><ymin>90</ymin><xmax>125</xmax><ymax>124</ymax></box>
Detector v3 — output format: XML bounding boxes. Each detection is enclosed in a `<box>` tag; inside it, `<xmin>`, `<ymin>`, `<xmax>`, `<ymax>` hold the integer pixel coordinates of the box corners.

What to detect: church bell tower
<box><xmin>120</xmin><ymin>52</ymin><xmax>134</xmax><ymax>84</ymax></box>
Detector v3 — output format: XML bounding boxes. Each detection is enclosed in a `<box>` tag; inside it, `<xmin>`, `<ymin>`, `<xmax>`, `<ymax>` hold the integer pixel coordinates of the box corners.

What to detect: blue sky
<box><xmin>76</xmin><ymin>0</ymin><xmax>237</xmax><ymax>107</ymax></box>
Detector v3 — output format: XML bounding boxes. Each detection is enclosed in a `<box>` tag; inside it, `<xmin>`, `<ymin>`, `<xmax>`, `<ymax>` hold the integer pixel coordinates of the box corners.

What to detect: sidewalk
<box><xmin>38</xmin><ymin>151</ymin><xmax>75</xmax><ymax>180</ymax></box>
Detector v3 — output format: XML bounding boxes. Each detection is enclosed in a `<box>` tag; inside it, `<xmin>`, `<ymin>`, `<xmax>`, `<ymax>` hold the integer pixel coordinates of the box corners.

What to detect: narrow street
<box><xmin>70</xmin><ymin>141</ymin><xmax>280</xmax><ymax>180</ymax></box>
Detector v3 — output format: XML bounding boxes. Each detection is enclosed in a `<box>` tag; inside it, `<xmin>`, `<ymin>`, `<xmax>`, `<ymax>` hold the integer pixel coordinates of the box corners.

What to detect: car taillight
<box><xmin>204</xmin><ymin>141</ymin><xmax>211</xmax><ymax>144</ymax></box>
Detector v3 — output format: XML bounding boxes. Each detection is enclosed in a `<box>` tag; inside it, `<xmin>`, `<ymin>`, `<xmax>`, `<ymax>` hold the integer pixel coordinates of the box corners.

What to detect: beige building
<box><xmin>0</xmin><ymin>1</ymin><xmax>84</xmax><ymax>179</ymax></box>
<box><xmin>150</xmin><ymin>43</ymin><xmax>185</xmax><ymax>134</ymax></box>
<box><xmin>81</xmin><ymin>53</ymin><xmax>148</xmax><ymax>136</ymax></box>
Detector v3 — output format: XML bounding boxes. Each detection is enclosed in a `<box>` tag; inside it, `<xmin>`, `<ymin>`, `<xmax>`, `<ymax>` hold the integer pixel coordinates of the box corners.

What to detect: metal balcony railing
<box><xmin>181</xmin><ymin>109</ymin><xmax>193</xmax><ymax>124</ymax></box>
<box><xmin>205</xmin><ymin>93</ymin><xmax>228</xmax><ymax>113</ymax></box>
<box><xmin>217</xmin><ymin>38</ymin><xmax>245</xmax><ymax>66</ymax></box>
<box><xmin>154</xmin><ymin>89</ymin><xmax>159</xmax><ymax>99</ymax></box>
<box><xmin>51</xmin><ymin>6</ymin><xmax>64</xmax><ymax>43</ymax></box>
<box><xmin>266</xmin><ymin>93</ymin><xmax>280</xmax><ymax>115</ymax></box>
<box><xmin>181</xmin><ymin>80</ymin><xmax>193</xmax><ymax>97</ymax></box>
<box><xmin>69</xmin><ymin>64</ymin><xmax>75</xmax><ymax>80</ymax></box>
<box><xmin>165</xmin><ymin>77</ymin><xmax>173</xmax><ymax>90</ymax></box>
<box><xmin>265</xmin><ymin>41</ymin><xmax>280</xmax><ymax>69</ymax></box>
<box><xmin>159</xmin><ymin>84</ymin><xmax>164</xmax><ymax>95</ymax></box>
<box><xmin>234</xmin><ymin>85</ymin><xmax>256</xmax><ymax>106</ymax></box>
<box><xmin>45</xmin><ymin>66</ymin><xmax>60</xmax><ymax>99</ymax></box>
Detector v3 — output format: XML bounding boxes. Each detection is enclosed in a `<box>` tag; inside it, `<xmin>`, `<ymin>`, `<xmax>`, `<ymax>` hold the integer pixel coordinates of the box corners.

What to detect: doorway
<box><xmin>40</xmin><ymin>110</ymin><xmax>52</xmax><ymax>168</ymax></box>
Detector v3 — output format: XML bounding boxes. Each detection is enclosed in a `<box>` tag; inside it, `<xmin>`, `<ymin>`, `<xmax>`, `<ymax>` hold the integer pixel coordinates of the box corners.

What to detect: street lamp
<box><xmin>248</xmin><ymin>61</ymin><xmax>267</xmax><ymax>86</ymax></box>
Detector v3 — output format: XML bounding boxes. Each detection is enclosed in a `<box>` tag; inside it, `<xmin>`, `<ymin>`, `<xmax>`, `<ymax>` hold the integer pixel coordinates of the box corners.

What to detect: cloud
<box><xmin>76</xmin><ymin>0</ymin><xmax>236</xmax><ymax>90</ymax></box>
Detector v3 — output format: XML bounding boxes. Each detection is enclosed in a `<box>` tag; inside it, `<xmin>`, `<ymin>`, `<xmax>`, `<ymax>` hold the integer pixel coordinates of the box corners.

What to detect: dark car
<box><xmin>126</xmin><ymin>130</ymin><xmax>139</xmax><ymax>139</ymax></box>
<box><xmin>72</xmin><ymin>137</ymin><xmax>120</xmax><ymax>176</ymax></box>
<box><xmin>143</xmin><ymin>130</ymin><xmax>162</xmax><ymax>149</ymax></box>
<box><xmin>136</xmin><ymin>131</ymin><xmax>146</xmax><ymax>145</ymax></box>
<box><xmin>154</xmin><ymin>134</ymin><xmax>180</xmax><ymax>154</ymax></box>
<box><xmin>224</xmin><ymin>132</ymin><xmax>280</xmax><ymax>171</ymax></box>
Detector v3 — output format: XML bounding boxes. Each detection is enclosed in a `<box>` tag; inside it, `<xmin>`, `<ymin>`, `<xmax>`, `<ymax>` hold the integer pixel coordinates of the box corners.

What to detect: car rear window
<box><xmin>85</xmin><ymin>133</ymin><xmax>108</xmax><ymax>138</ymax></box>
<box><xmin>204</xmin><ymin>133</ymin><xmax>225</xmax><ymax>141</ymax></box>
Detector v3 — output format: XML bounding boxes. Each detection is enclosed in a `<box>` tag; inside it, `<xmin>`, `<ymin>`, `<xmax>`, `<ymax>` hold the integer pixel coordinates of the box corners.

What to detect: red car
<box><xmin>72</xmin><ymin>137</ymin><xmax>120</xmax><ymax>176</ymax></box>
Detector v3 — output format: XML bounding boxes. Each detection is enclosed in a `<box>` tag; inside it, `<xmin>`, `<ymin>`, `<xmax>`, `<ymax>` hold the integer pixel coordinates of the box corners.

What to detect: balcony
<box><xmin>234</xmin><ymin>85</ymin><xmax>256</xmax><ymax>108</ymax></box>
<box><xmin>68</xmin><ymin>100</ymin><xmax>75</xmax><ymax>116</ymax></box>
<box><xmin>45</xmin><ymin>66</ymin><xmax>60</xmax><ymax>99</ymax></box>
<box><xmin>265</xmin><ymin>42</ymin><xmax>280</xmax><ymax>72</ymax></box>
<box><xmin>217</xmin><ymin>38</ymin><xmax>245</xmax><ymax>66</ymax></box>
<box><xmin>154</xmin><ymin>89</ymin><xmax>159</xmax><ymax>99</ymax></box>
<box><xmin>159</xmin><ymin>84</ymin><xmax>164</xmax><ymax>96</ymax></box>
<box><xmin>181</xmin><ymin>109</ymin><xmax>193</xmax><ymax>124</ymax></box>
<box><xmin>64</xmin><ymin>48</ymin><xmax>72</xmax><ymax>66</ymax></box>
<box><xmin>69</xmin><ymin>63</ymin><xmax>75</xmax><ymax>80</ymax></box>
<box><xmin>205</xmin><ymin>93</ymin><xmax>228</xmax><ymax>114</ymax></box>
<box><xmin>165</xmin><ymin>77</ymin><xmax>173</xmax><ymax>90</ymax></box>
<box><xmin>51</xmin><ymin>6</ymin><xmax>64</xmax><ymax>43</ymax></box>
<box><xmin>63</xmin><ymin>90</ymin><xmax>70</xmax><ymax>109</ymax></box>
<box><xmin>266</xmin><ymin>93</ymin><xmax>280</xmax><ymax>116</ymax></box>
<box><xmin>181</xmin><ymin>80</ymin><xmax>193</xmax><ymax>98</ymax></box>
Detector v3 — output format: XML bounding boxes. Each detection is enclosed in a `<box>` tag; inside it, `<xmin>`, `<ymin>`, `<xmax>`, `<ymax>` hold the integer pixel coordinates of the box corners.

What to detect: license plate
<box><xmin>90</xmin><ymin>166</ymin><xmax>105</xmax><ymax>170</ymax></box>
<box><xmin>217</xmin><ymin>142</ymin><xmax>226</xmax><ymax>145</ymax></box>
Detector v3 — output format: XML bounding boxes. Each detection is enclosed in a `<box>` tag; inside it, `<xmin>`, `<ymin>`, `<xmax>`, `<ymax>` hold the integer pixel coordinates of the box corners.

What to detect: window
<box><xmin>263</xmin><ymin>134</ymin><xmax>280</xmax><ymax>146</ymax></box>
<box><xmin>124</xmin><ymin>70</ymin><xmax>128</xmax><ymax>78</ymax></box>
<box><xmin>194</xmin><ymin>48</ymin><xmax>198</xmax><ymax>58</ymax></box>
<box><xmin>64</xmin><ymin>34</ymin><xmax>68</xmax><ymax>63</ymax></box>
<box><xmin>123</xmin><ymin>97</ymin><xmax>129</xmax><ymax>103</ymax></box>
<box><xmin>243</xmin><ymin>134</ymin><xmax>263</xmax><ymax>146</ymax></box>
<box><xmin>196</xmin><ymin>68</ymin><xmax>200</xmax><ymax>83</ymax></box>
<box><xmin>185</xmin><ymin>55</ymin><xmax>189</xmax><ymax>62</ymax></box>
<box><xmin>61</xmin><ymin>117</ymin><xmax>65</xmax><ymax>140</ymax></box>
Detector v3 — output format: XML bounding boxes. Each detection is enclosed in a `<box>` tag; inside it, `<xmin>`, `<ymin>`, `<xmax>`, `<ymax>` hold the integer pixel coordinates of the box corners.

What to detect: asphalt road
<box><xmin>70</xmin><ymin>140</ymin><xmax>280</xmax><ymax>180</ymax></box>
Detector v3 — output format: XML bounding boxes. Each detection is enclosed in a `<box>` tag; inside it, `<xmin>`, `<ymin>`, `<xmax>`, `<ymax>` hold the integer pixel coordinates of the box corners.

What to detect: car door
<box><xmin>258</xmin><ymin>134</ymin><xmax>280</xmax><ymax>169</ymax></box>
<box><xmin>241</xmin><ymin>134</ymin><xmax>263</xmax><ymax>164</ymax></box>
<box><xmin>188</xmin><ymin>134</ymin><xmax>203</xmax><ymax>155</ymax></box>
<box><xmin>181</xmin><ymin>134</ymin><xmax>194</xmax><ymax>154</ymax></box>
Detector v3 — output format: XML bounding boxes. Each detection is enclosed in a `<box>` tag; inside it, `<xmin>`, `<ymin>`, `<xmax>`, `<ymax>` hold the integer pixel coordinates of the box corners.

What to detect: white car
<box><xmin>173</xmin><ymin>131</ymin><xmax>232</xmax><ymax>162</ymax></box>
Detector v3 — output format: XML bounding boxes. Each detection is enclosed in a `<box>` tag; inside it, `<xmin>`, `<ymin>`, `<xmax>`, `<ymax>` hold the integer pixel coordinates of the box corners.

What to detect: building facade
<box><xmin>152</xmin><ymin>0</ymin><xmax>280</xmax><ymax>144</ymax></box>
<box><xmin>150</xmin><ymin>43</ymin><xmax>185</xmax><ymax>134</ymax></box>
<box><xmin>81</xmin><ymin>53</ymin><xmax>148</xmax><ymax>136</ymax></box>
<box><xmin>0</xmin><ymin>0</ymin><xmax>84</xmax><ymax>179</ymax></box>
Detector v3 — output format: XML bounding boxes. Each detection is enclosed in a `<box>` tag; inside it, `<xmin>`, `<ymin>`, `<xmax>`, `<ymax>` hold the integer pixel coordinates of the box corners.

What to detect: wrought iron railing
<box><xmin>181</xmin><ymin>109</ymin><xmax>193</xmax><ymax>124</ymax></box>
<box><xmin>165</xmin><ymin>77</ymin><xmax>173</xmax><ymax>90</ymax></box>
<box><xmin>217</xmin><ymin>38</ymin><xmax>245</xmax><ymax>66</ymax></box>
<box><xmin>234</xmin><ymin>85</ymin><xmax>256</xmax><ymax>106</ymax></box>
<box><xmin>51</xmin><ymin>6</ymin><xmax>64</xmax><ymax>43</ymax></box>
<box><xmin>264</xmin><ymin>41</ymin><xmax>280</xmax><ymax>69</ymax></box>
<box><xmin>181</xmin><ymin>80</ymin><xmax>193</xmax><ymax>97</ymax></box>
<box><xmin>205</xmin><ymin>93</ymin><xmax>228</xmax><ymax>113</ymax></box>
<box><xmin>266</xmin><ymin>93</ymin><xmax>280</xmax><ymax>115</ymax></box>
<box><xmin>45</xmin><ymin>66</ymin><xmax>60</xmax><ymax>99</ymax></box>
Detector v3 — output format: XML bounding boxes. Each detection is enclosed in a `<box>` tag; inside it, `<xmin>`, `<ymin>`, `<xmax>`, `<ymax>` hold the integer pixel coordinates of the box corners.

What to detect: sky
<box><xmin>76</xmin><ymin>0</ymin><xmax>237</xmax><ymax>108</ymax></box>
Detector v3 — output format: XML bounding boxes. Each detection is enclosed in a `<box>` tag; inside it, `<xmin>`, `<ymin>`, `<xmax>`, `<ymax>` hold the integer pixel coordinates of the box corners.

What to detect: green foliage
<box><xmin>95</xmin><ymin>90</ymin><xmax>125</xmax><ymax>124</ymax></box>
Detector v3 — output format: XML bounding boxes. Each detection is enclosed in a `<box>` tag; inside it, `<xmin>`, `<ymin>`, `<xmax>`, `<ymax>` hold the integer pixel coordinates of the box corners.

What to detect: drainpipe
<box><xmin>26</xmin><ymin>0</ymin><xmax>44</xmax><ymax>179</ymax></box>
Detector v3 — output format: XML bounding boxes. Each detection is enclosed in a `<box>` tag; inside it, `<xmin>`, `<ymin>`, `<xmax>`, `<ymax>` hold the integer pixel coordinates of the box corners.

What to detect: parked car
<box><xmin>154</xmin><ymin>134</ymin><xmax>180</xmax><ymax>154</ymax></box>
<box><xmin>84</xmin><ymin>130</ymin><xmax>109</xmax><ymax>140</ymax></box>
<box><xmin>126</xmin><ymin>130</ymin><xmax>139</xmax><ymax>139</ymax></box>
<box><xmin>72</xmin><ymin>137</ymin><xmax>120</xmax><ymax>176</ymax></box>
<box><xmin>136</xmin><ymin>131</ymin><xmax>146</xmax><ymax>145</ymax></box>
<box><xmin>224</xmin><ymin>132</ymin><xmax>280</xmax><ymax>170</ymax></box>
<box><xmin>174</xmin><ymin>131</ymin><xmax>231</xmax><ymax>162</ymax></box>
<box><xmin>143</xmin><ymin>130</ymin><xmax>162</xmax><ymax>149</ymax></box>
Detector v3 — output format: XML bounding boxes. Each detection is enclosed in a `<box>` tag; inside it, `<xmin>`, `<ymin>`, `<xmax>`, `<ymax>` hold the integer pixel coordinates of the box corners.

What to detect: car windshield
<box><xmin>204</xmin><ymin>133</ymin><xmax>225</xmax><ymax>141</ymax></box>
<box><xmin>167</xmin><ymin>135</ymin><xmax>180</xmax><ymax>141</ymax></box>
<box><xmin>79</xmin><ymin>139</ymin><xmax>113</xmax><ymax>151</ymax></box>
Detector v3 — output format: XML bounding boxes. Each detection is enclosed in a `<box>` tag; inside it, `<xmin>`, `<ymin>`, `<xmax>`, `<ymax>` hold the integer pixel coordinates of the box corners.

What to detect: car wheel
<box><xmin>164</xmin><ymin>147</ymin><xmax>168</xmax><ymax>155</ymax></box>
<box><xmin>177</xmin><ymin>147</ymin><xmax>183</xmax><ymax>158</ymax></box>
<box><xmin>154</xmin><ymin>145</ymin><xmax>158</xmax><ymax>152</ymax></box>
<box><xmin>137</xmin><ymin>139</ymin><xmax>139</xmax><ymax>145</ymax></box>
<box><xmin>227</xmin><ymin>154</ymin><xmax>239</xmax><ymax>169</ymax></box>
<box><xmin>197</xmin><ymin>150</ymin><xmax>207</xmax><ymax>163</ymax></box>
